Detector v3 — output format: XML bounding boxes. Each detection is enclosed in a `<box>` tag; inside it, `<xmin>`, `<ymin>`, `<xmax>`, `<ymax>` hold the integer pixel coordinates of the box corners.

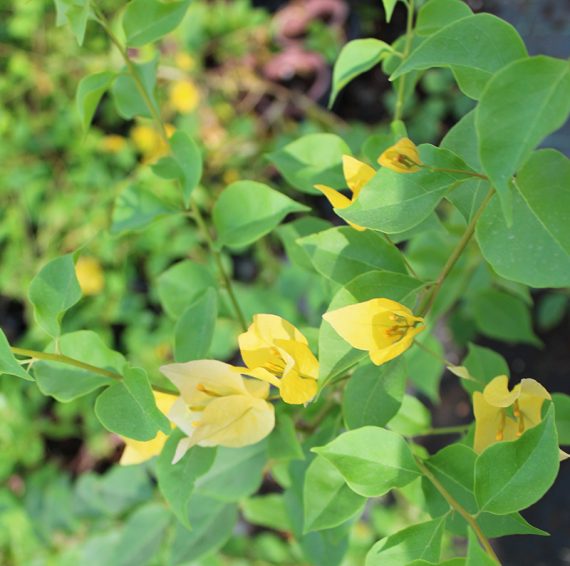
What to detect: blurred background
<box><xmin>0</xmin><ymin>0</ymin><xmax>568</xmax><ymax>564</ymax></box>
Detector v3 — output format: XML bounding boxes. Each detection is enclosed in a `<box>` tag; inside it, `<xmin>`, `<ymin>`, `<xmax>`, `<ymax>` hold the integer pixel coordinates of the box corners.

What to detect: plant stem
<box><xmin>415</xmin><ymin>457</ymin><xmax>500</xmax><ymax>563</ymax></box>
<box><xmin>11</xmin><ymin>346</ymin><xmax>176</xmax><ymax>395</ymax></box>
<box><xmin>423</xmin><ymin>165</ymin><xmax>489</xmax><ymax>181</ymax></box>
<box><xmin>414</xmin><ymin>425</ymin><xmax>470</xmax><ymax>436</ymax></box>
<box><xmin>393</xmin><ymin>0</ymin><xmax>415</xmax><ymax>122</ymax></box>
<box><xmin>417</xmin><ymin>187</ymin><xmax>495</xmax><ymax>317</ymax></box>
<box><xmin>93</xmin><ymin>6</ymin><xmax>247</xmax><ymax>332</ymax></box>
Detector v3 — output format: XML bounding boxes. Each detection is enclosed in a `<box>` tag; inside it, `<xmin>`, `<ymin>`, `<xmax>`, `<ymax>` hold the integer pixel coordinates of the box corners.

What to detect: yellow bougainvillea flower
<box><xmin>75</xmin><ymin>256</ymin><xmax>105</xmax><ymax>296</ymax></box>
<box><xmin>169</xmin><ymin>79</ymin><xmax>200</xmax><ymax>114</ymax></box>
<box><xmin>473</xmin><ymin>375</ymin><xmax>551</xmax><ymax>453</ymax></box>
<box><xmin>314</xmin><ymin>155</ymin><xmax>375</xmax><ymax>231</ymax></box>
<box><xmin>323</xmin><ymin>298</ymin><xmax>425</xmax><ymax>366</ymax></box>
<box><xmin>130</xmin><ymin>123</ymin><xmax>175</xmax><ymax>163</ymax></box>
<box><xmin>100</xmin><ymin>134</ymin><xmax>127</xmax><ymax>153</ymax></box>
<box><xmin>120</xmin><ymin>391</ymin><xmax>177</xmax><ymax>465</ymax></box>
<box><xmin>378</xmin><ymin>138</ymin><xmax>422</xmax><ymax>173</ymax></box>
<box><xmin>160</xmin><ymin>360</ymin><xmax>275</xmax><ymax>463</ymax></box>
<box><xmin>238</xmin><ymin>314</ymin><xmax>319</xmax><ymax>405</ymax></box>
<box><xmin>175</xmin><ymin>52</ymin><xmax>196</xmax><ymax>72</ymax></box>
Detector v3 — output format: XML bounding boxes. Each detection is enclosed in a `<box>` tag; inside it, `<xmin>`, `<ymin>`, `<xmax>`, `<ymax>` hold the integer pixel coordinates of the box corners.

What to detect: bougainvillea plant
<box><xmin>2</xmin><ymin>0</ymin><xmax>569</xmax><ymax>563</ymax></box>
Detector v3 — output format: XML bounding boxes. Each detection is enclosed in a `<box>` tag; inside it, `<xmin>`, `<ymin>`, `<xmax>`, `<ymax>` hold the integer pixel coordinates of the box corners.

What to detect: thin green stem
<box><xmin>418</xmin><ymin>187</ymin><xmax>495</xmax><ymax>316</ymax></box>
<box><xmin>383</xmin><ymin>233</ymin><xmax>418</xmax><ymax>279</ymax></box>
<box><xmin>393</xmin><ymin>0</ymin><xmax>415</xmax><ymax>122</ymax></box>
<box><xmin>93</xmin><ymin>5</ymin><xmax>247</xmax><ymax>331</ymax></box>
<box><xmin>423</xmin><ymin>165</ymin><xmax>489</xmax><ymax>181</ymax></box>
<box><xmin>11</xmin><ymin>347</ymin><xmax>176</xmax><ymax>395</ymax></box>
<box><xmin>412</xmin><ymin>339</ymin><xmax>453</xmax><ymax>366</ymax></box>
<box><xmin>415</xmin><ymin>457</ymin><xmax>500</xmax><ymax>563</ymax></box>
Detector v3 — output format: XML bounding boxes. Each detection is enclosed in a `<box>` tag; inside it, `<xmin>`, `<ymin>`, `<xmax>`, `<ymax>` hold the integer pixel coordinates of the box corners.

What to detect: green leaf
<box><xmin>391</xmin><ymin>14</ymin><xmax>527</xmax><ymax>99</ymax></box>
<box><xmin>0</xmin><ymin>329</ymin><xmax>32</xmax><ymax>381</ymax></box>
<box><xmin>174</xmin><ymin>288</ymin><xmax>217</xmax><ymax>362</ymax></box>
<box><xmin>416</xmin><ymin>0</ymin><xmax>472</xmax><ymax>36</ymax></box>
<box><xmin>477</xmin><ymin>512</ymin><xmax>548</xmax><ymax>538</ymax></box>
<box><xmin>268</xmin><ymin>410</ymin><xmax>304</xmax><ymax>461</ymax></box>
<box><xmin>475</xmin><ymin>407</ymin><xmax>559</xmax><ymax>514</ymax></box>
<box><xmin>267</xmin><ymin>133</ymin><xmax>351</xmax><ymax>194</ymax></box>
<box><xmin>477</xmin><ymin>56</ymin><xmax>570</xmax><ymax>223</ymax></box>
<box><xmin>195</xmin><ymin>441</ymin><xmax>267</xmax><ymax>502</ymax></box>
<box><xmin>343</xmin><ymin>359</ymin><xmax>406</xmax><ymax>429</ymax></box>
<box><xmin>466</xmin><ymin>529</ymin><xmax>499</xmax><ymax>566</ymax></box>
<box><xmin>276</xmin><ymin>217</ymin><xmax>332</xmax><ymax>272</ymax></box>
<box><xmin>111</xmin><ymin>184</ymin><xmax>173</xmax><ymax>235</ymax></box>
<box><xmin>319</xmin><ymin>271</ymin><xmax>423</xmax><ymax>385</ymax></box>
<box><xmin>365</xmin><ymin>517</ymin><xmax>446</xmax><ymax>566</ymax></box>
<box><xmin>477</xmin><ymin>150</ymin><xmax>570</xmax><ymax>287</ymax></box>
<box><xmin>94</xmin><ymin>367</ymin><xmax>170</xmax><ymax>441</ymax></box>
<box><xmin>111</xmin><ymin>59</ymin><xmax>158</xmax><ymax>119</ymax></box>
<box><xmin>168</xmin><ymin>131</ymin><xmax>202</xmax><ymax>206</ymax></box>
<box><xmin>388</xmin><ymin>394</ymin><xmax>431</xmax><ymax>436</ymax></box>
<box><xmin>123</xmin><ymin>0</ymin><xmax>191</xmax><ymax>47</ymax></box>
<box><xmin>340</xmin><ymin>145</ymin><xmax>473</xmax><ymax>233</ymax></box>
<box><xmin>313</xmin><ymin>426</ymin><xmax>419</xmax><ymax>497</ymax></box>
<box><xmin>406</xmin><ymin>333</ymin><xmax>443</xmax><ymax>402</ymax></box>
<box><xmin>298</xmin><ymin>227</ymin><xmax>407</xmax><ymax>284</ymax></box>
<box><xmin>303</xmin><ymin>455</ymin><xmax>366</xmax><ymax>532</ymax></box>
<box><xmin>461</xmin><ymin>343</ymin><xmax>509</xmax><ymax>395</ymax></box>
<box><xmin>381</xmin><ymin>0</ymin><xmax>398</xmax><ymax>22</ymax></box>
<box><xmin>76</xmin><ymin>71</ymin><xmax>115</xmax><ymax>131</ymax></box>
<box><xmin>213</xmin><ymin>181</ymin><xmax>308</xmax><ymax>249</ymax></box>
<box><xmin>168</xmin><ymin>493</ymin><xmax>237</xmax><ymax>564</ymax></box>
<box><xmin>34</xmin><ymin>331</ymin><xmax>125</xmax><ymax>401</ymax></box>
<box><xmin>157</xmin><ymin>260</ymin><xmax>217</xmax><ymax>319</ymax></box>
<box><xmin>469</xmin><ymin>289</ymin><xmax>541</xmax><ymax>346</ymax></box>
<box><xmin>242</xmin><ymin>494</ymin><xmax>291</xmax><ymax>532</ymax></box>
<box><xmin>113</xmin><ymin>502</ymin><xmax>171</xmax><ymax>566</ymax></box>
<box><xmin>329</xmin><ymin>39</ymin><xmax>392</xmax><ymax>107</ymax></box>
<box><xmin>28</xmin><ymin>254</ymin><xmax>82</xmax><ymax>337</ymax></box>
<box><xmin>54</xmin><ymin>0</ymin><xmax>91</xmax><ymax>45</ymax></box>
<box><xmin>156</xmin><ymin>431</ymin><xmax>216</xmax><ymax>529</ymax></box>
<box><xmin>553</xmin><ymin>393</ymin><xmax>570</xmax><ymax>445</ymax></box>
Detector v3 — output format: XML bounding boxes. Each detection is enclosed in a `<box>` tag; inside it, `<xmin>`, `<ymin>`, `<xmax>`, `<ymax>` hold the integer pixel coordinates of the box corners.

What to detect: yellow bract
<box><xmin>130</xmin><ymin>123</ymin><xmax>175</xmax><ymax>163</ymax></box>
<box><xmin>169</xmin><ymin>79</ymin><xmax>200</xmax><ymax>114</ymax></box>
<box><xmin>120</xmin><ymin>391</ymin><xmax>177</xmax><ymax>465</ymax></box>
<box><xmin>75</xmin><ymin>256</ymin><xmax>104</xmax><ymax>296</ymax></box>
<box><xmin>238</xmin><ymin>314</ymin><xmax>319</xmax><ymax>405</ymax></box>
<box><xmin>378</xmin><ymin>138</ymin><xmax>422</xmax><ymax>173</ymax></box>
<box><xmin>100</xmin><ymin>134</ymin><xmax>127</xmax><ymax>154</ymax></box>
<box><xmin>473</xmin><ymin>375</ymin><xmax>551</xmax><ymax>453</ymax></box>
<box><xmin>314</xmin><ymin>155</ymin><xmax>375</xmax><ymax>231</ymax></box>
<box><xmin>160</xmin><ymin>360</ymin><xmax>275</xmax><ymax>463</ymax></box>
<box><xmin>323</xmin><ymin>298</ymin><xmax>424</xmax><ymax>366</ymax></box>
<box><xmin>175</xmin><ymin>52</ymin><xmax>196</xmax><ymax>72</ymax></box>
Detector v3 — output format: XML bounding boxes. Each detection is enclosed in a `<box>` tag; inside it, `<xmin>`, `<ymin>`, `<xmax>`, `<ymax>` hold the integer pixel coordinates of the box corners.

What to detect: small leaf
<box><xmin>213</xmin><ymin>181</ymin><xmax>308</xmax><ymax>249</ymax></box>
<box><xmin>111</xmin><ymin>58</ymin><xmax>159</xmax><ymax>119</ymax></box>
<box><xmin>470</xmin><ymin>289</ymin><xmax>541</xmax><ymax>347</ymax></box>
<box><xmin>303</xmin><ymin>455</ymin><xmax>365</xmax><ymax>532</ymax></box>
<box><xmin>174</xmin><ymin>288</ymin><xmax>217</xmax><ymax>362</ymax></box>
<box><xmin>111</xmin><ymin>184</ymin><xmax>174</xmax><ymax>235</ymax></box>
<box><xmin>267</xmin><ymin>133</ymin><xmax>351</xmax><ymax>194</ymax></box>
<box><xmin>168</xmin><ymin>131</ymin><xmax>202</xmax><ymax>206</ymax></box>
<box><xmin>388</xmin><ymin>395</ymin><xmax>431</xmax><ymax>436</ymax></box>
<box><xmin>95</xmin><ymin>367</ymin><xmax>170</xmax><ymax>441</ymax></box>
<box><xmin>34</xmin><ymin>331</ymin><xmax>125</xmax><ymax>401</ymax></box>
<box><xmin>313</xmin><ymin>426</ymin><xmax>419</xmax><ymax>497</ymax></box>
<box><xmin>342</xmin><ymin>360</ymin><xmax>407</xmax><ymax>429</ymax></box>
<box><xmin>552</xmin><ymin>393</ymin><xmax>570</xmax><ymax>445</ymax></box>
<box><xmin>477</xmin><ymin>56</ymin><xmax>570</xmax><ymax>223</ymax></box>
<box><xmin>475</xmin><ymin>407</ymin><xmax>559</xmax><ymax>514</ymax></box>
<box><xmin>461</xmin><ymin>343</ymin><xmax>509</xmax><ymax>395</ymax></box>
<box><xmin>157</xmin><ymin>260</ymin><xmax>217</xmax><ymax>319</ymax></box>
<box><xmin>28</xmin><ymin>254</ymin><xmax>82</xmax><ymax>337</ymax></box>
<box><xmin>0</xmin><ymin>329</ymin><xmax>32</xmax><ymax>381</ymax></box>
<box><xmin>329</xmin><ymin>39</ymin><xmax>392</xmax><ymax>107</ymax></box>
<box><xmin>381</xmin><ymin>0</ymin><xmax>398</xmax><ymax>23</ymax></box>
<box><xmin>76</xmin><ymin>71</ymin><xmax>115</xmax><ymax>131</ymax></box>
<box><xmin>156</xmin><ymin>431</ymin><xmax>216</xmax><ymax>529</ymax></box>
<box><xmin>123</xmin><ymin>0</ymin><xmax>191</xmax><ymax>47</ymax></box>
<box><xmin>298</xmin><ymin>226</ymin><xmax>407</xmax><ymax>284</ymax></box>
<box><xmin>242</xmin><ymin>494</ymin><xmax>291</xmax><ymax>532</ymax></box>
<box><xmin>365</xmin><ymin>517</ymin><xmax>446</xmax><ymax>566</ymax></box>
<box><xmin>268</xmin><ymin>410</ymin><xmax>304</xmax><ymax>461</ymax></box>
